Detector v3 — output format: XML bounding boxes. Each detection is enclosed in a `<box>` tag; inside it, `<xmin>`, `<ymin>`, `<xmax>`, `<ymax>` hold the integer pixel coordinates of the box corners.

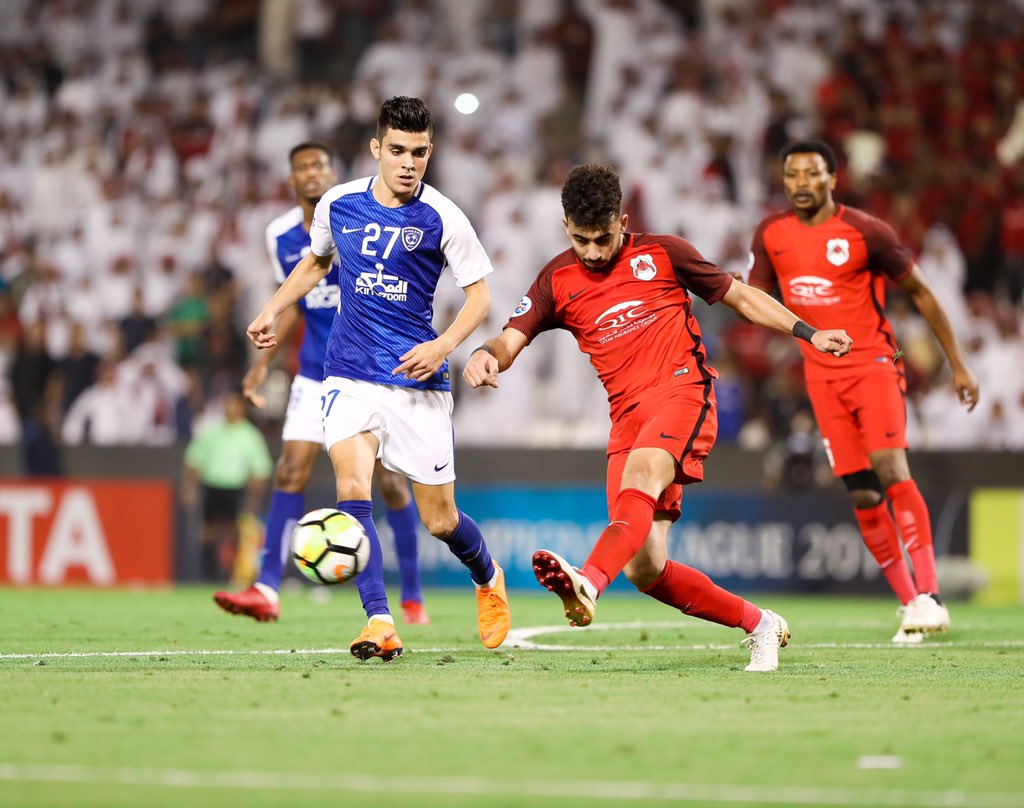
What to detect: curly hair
<box><xmin>377</xmin><ymin>96</ymin><xmax>433</xmax><ymax>141</ymax></box>
<box><xmin>561</xmin><ymin>164</ymin><xmax>622</xmax><ymax>229</ymax></box>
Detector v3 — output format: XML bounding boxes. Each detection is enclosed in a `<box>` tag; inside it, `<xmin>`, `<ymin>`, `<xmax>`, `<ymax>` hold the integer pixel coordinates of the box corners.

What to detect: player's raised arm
<box><xmin>721</xmin><ymin>278</ymin><xmax>853</xmax><ymax>356</ymax></box>
<box><xmin>463</xmin><ymin>328</ymin><xmax>530</xmax><ymax>389</ymax></box>
<box><xmin>247</xmin><ymin>250</ymin><xmax>333</xmax><ymax>349</ymax></box>
<box><xmin>898</xmin><ymin>264</ymin><xmax>979</xmax><ymax>411</ymax></box>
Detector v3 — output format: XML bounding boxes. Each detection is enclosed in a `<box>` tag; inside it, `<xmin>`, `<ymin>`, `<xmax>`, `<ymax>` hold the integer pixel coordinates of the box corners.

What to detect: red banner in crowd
<box><xmin>0</xmin><ymin>480</ymin><xmax>173</xmax><ymax>585</ymax></box>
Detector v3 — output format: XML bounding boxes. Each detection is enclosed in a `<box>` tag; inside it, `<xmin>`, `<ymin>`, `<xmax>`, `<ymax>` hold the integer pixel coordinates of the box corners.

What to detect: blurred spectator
<box><xmin>56</xmin><ymin>322</ymin><xmax>99</xmax><ymax>416</ymax></box>
<box><xmin>182</xmin><ymin>390</ymin><xmax>272</xmax><ymax>581</ymax></box>
<box><xmin>62</xmin><ymin>358</ymin><xmax>140</xmax><ymax>446</ymax></box>
<box><xmin>9</xmin><ymin>321</ymin><xmax>61</xmax><ymax>474</ymax></box>
<box><xmin>0</xmin><ymin>0</ymin><xmax>1019</xmax><ymax>451</ymax></box>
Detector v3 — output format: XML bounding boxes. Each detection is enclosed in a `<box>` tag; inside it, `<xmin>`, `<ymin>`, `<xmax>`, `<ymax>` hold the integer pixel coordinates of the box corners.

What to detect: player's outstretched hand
<box><xmin>247</xmin><ymin>311</ymin><xmax>277</xmax><ymax>350</ymax></box>
<box><xmin>242</xmin><ymin>364</ymin><xmax>268</xmax><ymax>408</ymax></box>
<box><xmin>811</xmin><ymin>329</ymin><xmax>853</xmax><ymax>357</ymax></box>
<box><xmin>393</xmin><ymin>338</ymin><xmax>448</xmax><ymax>382</ymax></box>
<box><xmin>953</xmin><ymin>366</ymin><xmax>980</xmax><ymax>412</ymax></box>
<box><xmin>463</xmin><ymin>349</ymin><xmax>500</xmax><ymax>389</ymax></box>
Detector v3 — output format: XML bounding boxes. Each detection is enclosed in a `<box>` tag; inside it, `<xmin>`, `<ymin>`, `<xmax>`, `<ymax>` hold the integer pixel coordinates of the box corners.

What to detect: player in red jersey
<box><xmin>464</xmin><ymin>164</ymin><xmax>853</xmax><ymax>672</ymax></box>
<box><xmin>746</xmin><ymin>140</ymin><xmax>980</xmax><ymax>643</ymax></box>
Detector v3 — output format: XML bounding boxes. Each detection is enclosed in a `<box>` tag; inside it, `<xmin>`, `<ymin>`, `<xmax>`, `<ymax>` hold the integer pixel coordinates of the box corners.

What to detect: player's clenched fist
<box><xmin>811</xmin><ymin>329</ymin><xmax>853</xmax><ymax>357</ymax></box>
<box><xmin>247</xmin><ymin>311</ymin><xmax>277</xmax><ymax>349</ymax></box>
<box><xmin>464</xmin><ymin>349</ymin><xmax>500</xmax><ymax>388</ymax></box>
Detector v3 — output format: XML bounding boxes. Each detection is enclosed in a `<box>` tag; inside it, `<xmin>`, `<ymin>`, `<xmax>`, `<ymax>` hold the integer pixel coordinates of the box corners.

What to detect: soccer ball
<box><xmin>291</xmin><ymin>508</ymin><xmax>370</xmax><ymax>585</ymax></box>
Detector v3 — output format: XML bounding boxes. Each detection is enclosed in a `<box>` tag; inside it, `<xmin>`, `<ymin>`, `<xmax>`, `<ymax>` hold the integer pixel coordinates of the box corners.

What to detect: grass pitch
<box><xmin>1</xmin><ymin>586</ymin><xmax>1022</xmax><ymax>808</ymax></box>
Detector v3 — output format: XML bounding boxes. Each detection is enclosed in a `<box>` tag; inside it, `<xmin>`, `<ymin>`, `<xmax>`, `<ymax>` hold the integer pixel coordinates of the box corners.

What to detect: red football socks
<box><xmin>642</xmin><ymin>560</ymin><xmax>761</xmax><ymax>632</ymax></box>
<box><xmin>887</xmin><ymin>479</ymin><xmax>939</xmax><ymax>594</ymax></box>
<box><xmin>854</xmin><ymin>501</ymin><xmax>917</xmax><ymax>604</ymax></box>
<box><xmin>581</xmin><ymin>488</ymin><xmax>657</xmax><ymax>595</ymax></box>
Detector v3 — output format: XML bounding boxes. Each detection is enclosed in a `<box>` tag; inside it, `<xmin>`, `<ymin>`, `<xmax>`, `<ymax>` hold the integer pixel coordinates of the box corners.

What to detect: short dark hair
<box><xmin>288</xmin><ymin>141</ymin><xmax>333</xmax><ymax>167</ymax></box>
<box><xmin>781</xmin><ymin>140</ymin><xmax>837</xmax><ymax>173</ymax></box>
<box><xmin>377</xmin><ymin>96</ymin><xmax>433</xmax><ymax>141</ymax></box>
<box><xmin>561</xmin><ymin>164</ymin><xmax>622</xmax><ymax>229</ymax></box>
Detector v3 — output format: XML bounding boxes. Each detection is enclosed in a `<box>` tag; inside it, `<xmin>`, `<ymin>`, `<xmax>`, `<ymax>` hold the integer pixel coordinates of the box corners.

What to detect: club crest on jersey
<box><xmin>402</xmin><ymin>227</ymin><xmax>424</xmax><ymax>251</ymax></box>
<box><xmin>826</xmin><ymin>238</ymin><xmax>850</xmax><ymax>266</ymax></box>
<box><xmin>512</xmin><ymin>296</ymin><xmax>532</xmax><ymax>317</ymax></box>
<box><xmin>630</xmin><ymin>254</ymin><xmax>657</xmax><ymax>281</ymax></box>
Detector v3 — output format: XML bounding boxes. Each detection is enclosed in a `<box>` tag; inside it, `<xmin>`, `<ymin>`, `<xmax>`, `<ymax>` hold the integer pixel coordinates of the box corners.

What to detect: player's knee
<box><xmin>843</xmin><ymin>470</ymin><xmax>883</xmax><ymax>508</ymax></box>
<box><xmin>421</xmin><ymin>508</ymin><xmax>459</xmax><ymax>540</ymax></box>
<box><xmin>375</xmin><ymin>472</ymin><xmax>410</xmax><ymax>509</ymax></box>
<box><xmin>335</xmin><ymin>474</ymin><xmax>371</xmax><ymax>502</ymax></box>
<box><xmin>623</xmin><ymin>559</ymin><xmax>661</xmax><ymax>591</ymax></box>
<box><xmin>274</xmin><ymin>456</ymin><xmax>313</xmax><ymax>492</ymax></box>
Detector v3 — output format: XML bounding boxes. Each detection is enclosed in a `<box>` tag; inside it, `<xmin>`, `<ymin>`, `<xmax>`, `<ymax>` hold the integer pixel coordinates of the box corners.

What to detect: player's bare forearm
<box><xmin>244</xmin><ymin>306</ymin><xmax>300</xmax><ymax>406</ymax></box>
<box><xmin>393</xmin><ymin>279</ymin><xmax>490</xmax><ymax>381</ymax></box>
<box><xmin>902</xmin><ymin>267</ymin><xmax>979</xmax><ymax>409</ymax></box>
<box><xmin>464</xmin><ymin>328</ymin><xmax>529</xmax><ymax>388</ymax></box>
<box><xmin>721</xmin><ymin>280</ymin><xmax>852</xmax><ymax>356</ymax></box>
<box><xmin>248</xmin><ymin>252</ymin><xmax>331</xmax><ymax>349</ymax></box>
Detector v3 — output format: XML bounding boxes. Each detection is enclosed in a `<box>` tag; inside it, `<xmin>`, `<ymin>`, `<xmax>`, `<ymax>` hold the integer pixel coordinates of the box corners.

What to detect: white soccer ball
<box><xmin>291</xmin><ymin>508</ymin><xmax>370</xmax><ymax>585</ymax></box>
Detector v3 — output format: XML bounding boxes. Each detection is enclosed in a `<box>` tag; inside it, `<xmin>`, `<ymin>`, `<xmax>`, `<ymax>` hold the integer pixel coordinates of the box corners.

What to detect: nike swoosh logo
<box><xmin>569</xmin><ymin>289</ymin><xmax>586</xmax><ymax>300</ymax></box>
<box><xmin>341</xmin><ymin>226</ymin><xmax>364</xmax><ymax>234</ymax></box>
<box><xmin>608</xmin><ymin>520</ymin><xmax>629</xmax><ymax>527</ymax></box>
<box><xmin>885</xmin><ymin>431</ymin><xmax>899</xmax><ymax>438</ymax></box>
<box><xmin>659</xmin><ymin>432</ymin><xmax>680</xmax><ymax>440</ymax></box>
<box><xmin>772</xmin><ymin>249</ymin><xmax>788</xmax><ymax>256</ymax></box>
<box><xmin>433</xmin><ymin>462</ymin><xmax>449</xmax><ymax>472</ymax></box>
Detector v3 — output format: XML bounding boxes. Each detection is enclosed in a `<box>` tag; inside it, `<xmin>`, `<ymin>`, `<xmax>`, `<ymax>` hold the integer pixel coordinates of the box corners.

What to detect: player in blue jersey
<box><xmin>246</xmin><ymin>98</ymin><xmax>511</xmax><ymax>660</ymax></box>
<box><xmin>214</xmin><ymin>141</ymin><xmax>429</xmax><ymax>625</ymax></box>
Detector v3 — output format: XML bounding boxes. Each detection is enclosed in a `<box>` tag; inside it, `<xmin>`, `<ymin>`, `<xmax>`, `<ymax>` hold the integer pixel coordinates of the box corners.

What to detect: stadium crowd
<box><xmin>2</xmin><ymin>0</ymin><xmax>1023</xmax><ymax>473</ymax></box>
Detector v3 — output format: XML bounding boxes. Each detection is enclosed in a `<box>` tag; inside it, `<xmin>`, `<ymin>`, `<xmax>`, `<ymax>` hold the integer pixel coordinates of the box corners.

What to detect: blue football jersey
<box><xmin>309</xmin><ymin>177</ymin><xmax>493</xmax><ymax>391</ymax></box>
<box><xmin>265</xmin><ymin>206</ymin><xmax>341</xmax><ymax>381</ymax></box>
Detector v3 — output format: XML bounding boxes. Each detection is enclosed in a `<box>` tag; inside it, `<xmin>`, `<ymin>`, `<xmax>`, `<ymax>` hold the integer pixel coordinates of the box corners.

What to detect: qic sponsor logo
<box><xmin>355</xmin><ymin>264</ymin><xmax>408</xmax><ymax>302</ymax></box>
<box><xmin>787</xmin><ymin>275</ymin><xmax>840</xmax><ymax>305</ymax></box>
<box><xmin>594</xmin><ymin>300</ymin><xmax>657</xmax><ymax>344</ymax></box>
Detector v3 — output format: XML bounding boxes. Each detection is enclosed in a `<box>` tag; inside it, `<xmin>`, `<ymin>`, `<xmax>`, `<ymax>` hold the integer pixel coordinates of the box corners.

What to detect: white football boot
<box><xmin>743</xmin><ymin>610</ymin><xmax>790</xmax><ymax>672</ymax></box>
<box><xmin>893</xmin><ymin>593</ymin><xmax>950</xmax><ymax>643</ymax></box>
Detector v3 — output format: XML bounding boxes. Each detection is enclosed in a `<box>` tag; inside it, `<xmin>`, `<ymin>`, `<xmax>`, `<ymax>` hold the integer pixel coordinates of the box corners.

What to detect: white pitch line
<box><xmin>2</xmin><ymin>621</ymin><xmax>1023</xmax><ymax>660</ymax></box>
<box><xmin>0</xmin><ymin>763</ymin><xmax>1020</xmax><ymax>808</ymax></box>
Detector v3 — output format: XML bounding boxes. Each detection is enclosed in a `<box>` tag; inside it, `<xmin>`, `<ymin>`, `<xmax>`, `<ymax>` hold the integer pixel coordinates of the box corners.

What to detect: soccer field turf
<box><xmin>1</xmin><ymin>587</ymin><xmax>1022</xmax><ymax>808</ymax></box>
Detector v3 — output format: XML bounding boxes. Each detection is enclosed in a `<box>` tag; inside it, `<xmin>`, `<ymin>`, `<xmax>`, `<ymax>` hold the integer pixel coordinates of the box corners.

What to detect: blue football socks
<box><xmin>387</xmin><ymin>501</ymin><xmax>423</xmax><ymax>604</ymax></box>
<box><xmin>445</xmin><ymin>511</ymin><xmax>495</xmax><ymax>586</ymax></box>
<box><xmin>339</xmin><ymin>499</ymin><xmax>390</xmax><ymax>619</ymax></box>
<box><xmin>256</xmin><ymin>490</ymin><xmax>305</xmax><ymax>591</ymax></box>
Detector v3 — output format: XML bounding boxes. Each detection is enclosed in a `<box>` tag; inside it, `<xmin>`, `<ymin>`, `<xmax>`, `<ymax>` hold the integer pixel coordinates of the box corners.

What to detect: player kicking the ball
<box><xmin>246</xmin><ymin>97</ymin><xmax>510</xmax><ymax>661</ymax></box>
<box><xmin>465</xmin><ymin>164</ymin><xmax>852</xmax><ymax>671</ymax></box>
<box><xmin>214</xmin><ymin>142</ymin><xmax>429</xmax><ymax>626</ymax></box>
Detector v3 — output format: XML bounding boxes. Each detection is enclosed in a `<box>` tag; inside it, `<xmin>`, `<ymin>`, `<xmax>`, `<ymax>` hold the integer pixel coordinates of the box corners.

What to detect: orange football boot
<box><xmin>349</xmin><ymin>618</ymin><xmax>404</xmax><ymax>662</ymax></box>
<box><xmin>476</xmin><ymin>563</ymin><xmax>511</xmax><ymax>649</ymax></box>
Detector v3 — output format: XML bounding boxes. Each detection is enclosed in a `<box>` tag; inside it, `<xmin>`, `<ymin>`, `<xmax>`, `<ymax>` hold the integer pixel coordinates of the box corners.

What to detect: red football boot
<box><xmin>213</xmin><ymin>585</ymin><xmax>280</xmax><ymax>623</ymax></box>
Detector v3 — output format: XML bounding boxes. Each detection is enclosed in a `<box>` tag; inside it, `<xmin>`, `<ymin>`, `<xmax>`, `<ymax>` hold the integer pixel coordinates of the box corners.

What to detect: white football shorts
<box><xmin>322</xmin><ymin>376</ymin><xmax>456</xmax><ymax>485</ymax></box>
<box><xmin>281</xmin><ymin>374</ymin><xmax>326</xmax><ymax>445</ymax></box>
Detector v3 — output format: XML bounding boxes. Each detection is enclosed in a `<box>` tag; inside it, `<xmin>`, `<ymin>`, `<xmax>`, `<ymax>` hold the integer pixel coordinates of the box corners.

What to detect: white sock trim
<box><xmin>253</xmin><ymin>582</ymin><xmax>279</xmax><ymax>604</ymax></box>
<box><xmin>368</xmin><ymin>613</ymin><xmax>394</xmax><ymax>626</ymax></box>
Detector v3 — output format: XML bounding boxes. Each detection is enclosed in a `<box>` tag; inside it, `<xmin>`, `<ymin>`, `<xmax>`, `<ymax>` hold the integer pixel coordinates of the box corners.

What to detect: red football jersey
<box><xmin>504</xmin><ymin>233</ymin><xmax>732</xmax><ymax>422</ymax></box>
<box><xmin>748</xmin><ymin>204</ymin><xmax>914</xmax><ymax>380</ymax></box>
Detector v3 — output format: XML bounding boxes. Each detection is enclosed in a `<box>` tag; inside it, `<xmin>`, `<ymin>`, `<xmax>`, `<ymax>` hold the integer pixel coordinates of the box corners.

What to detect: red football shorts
<box><xmin>805</xmin><ymin>362</ymin><xmax>908</xmax><ymax>477</ymax></box>
<box><xmin>606</xmin><ymin>381</ymin><xmax>718</xmax><ymax>522</ymax></box>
